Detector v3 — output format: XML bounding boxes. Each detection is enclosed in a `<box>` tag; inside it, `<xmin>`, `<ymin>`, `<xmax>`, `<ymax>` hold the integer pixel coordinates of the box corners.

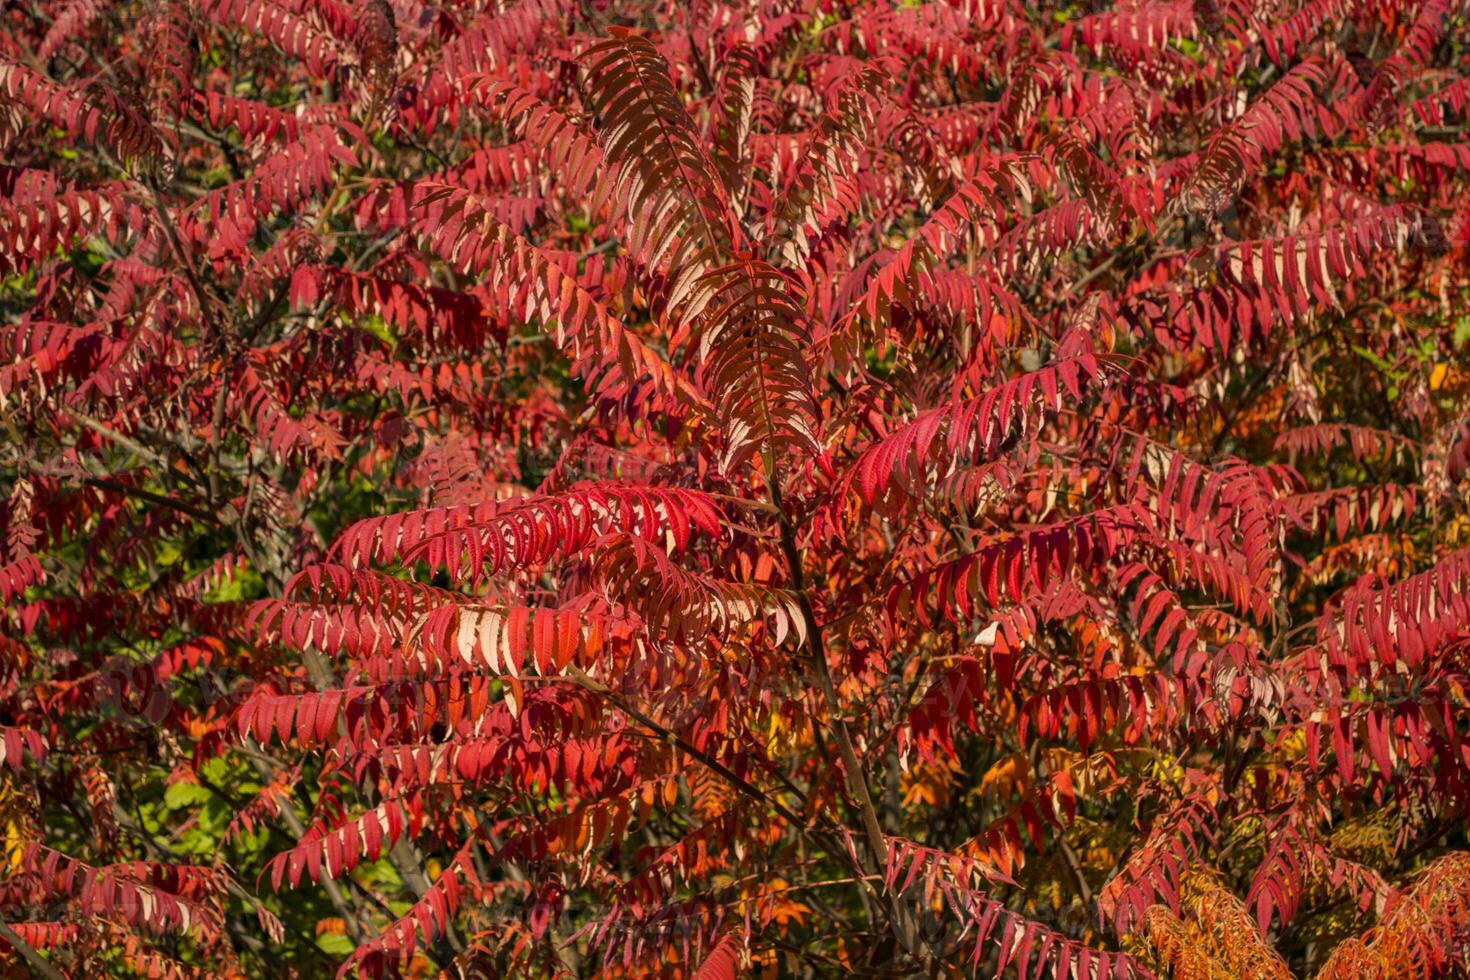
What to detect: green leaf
<box><xmin>165</xmin><ymin>781</ymin><xmax>213</xmax><ymax>810</ymax></box>
<box><xmin>1454</xmin><ymin>315</ymin><xmax>1470</xmax><ymax>349</ymax></box>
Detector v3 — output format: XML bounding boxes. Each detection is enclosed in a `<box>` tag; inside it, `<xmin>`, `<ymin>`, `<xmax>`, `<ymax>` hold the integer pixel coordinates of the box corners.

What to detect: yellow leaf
<box><xmin>979</xmin><ymin>752</ymin><xmax>1032</xmax><ymax>798</ymax></box>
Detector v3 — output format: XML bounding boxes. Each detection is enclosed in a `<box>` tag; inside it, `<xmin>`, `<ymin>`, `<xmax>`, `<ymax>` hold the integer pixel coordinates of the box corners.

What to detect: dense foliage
<box><xmin>2</xmin><ymin>0</ymin><xmax>1470</xmax><ymax>975</ymax></box>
